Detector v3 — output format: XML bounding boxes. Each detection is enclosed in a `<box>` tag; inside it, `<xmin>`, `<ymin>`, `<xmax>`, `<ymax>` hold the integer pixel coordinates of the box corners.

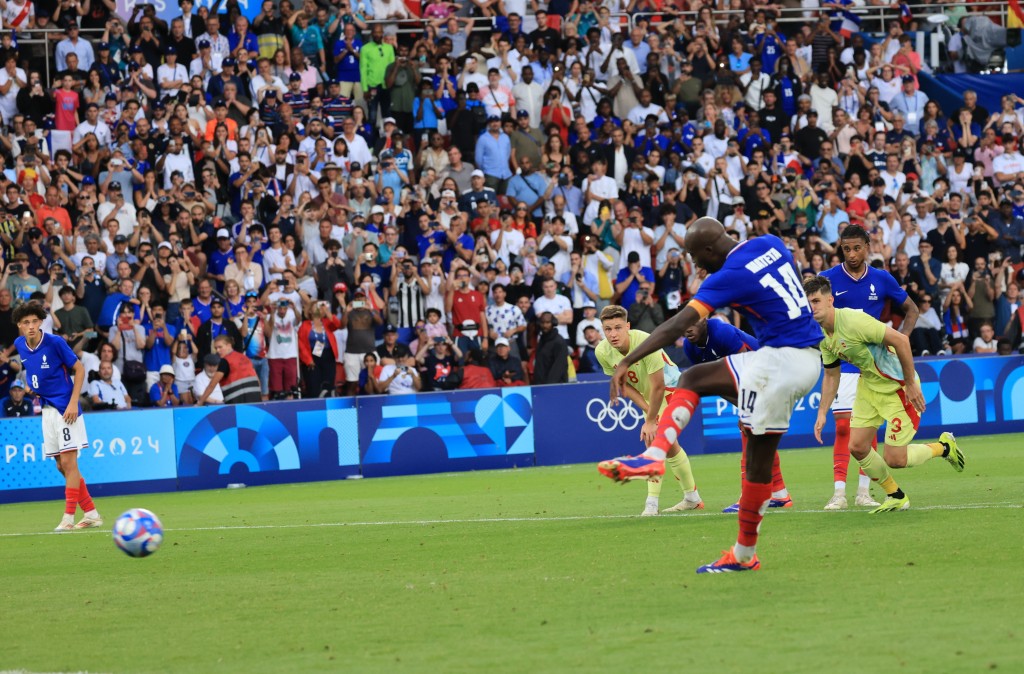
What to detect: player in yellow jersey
<box><xmin>595</xmin><ymin>305</ymin><xmax>704</xmax><ymax>516</ymax></box>
<box><xmin>804</xmin><ymin>276</ymin><xmax>966</xmax><ymax>513</ymax></box>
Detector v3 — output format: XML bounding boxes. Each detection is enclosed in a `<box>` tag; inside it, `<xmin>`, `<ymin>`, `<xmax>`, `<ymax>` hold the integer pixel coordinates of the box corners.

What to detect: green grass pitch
<box><xmin>1</xmin><ymin>434</ymin><xmax>1022</xmax><ymax>674</ymax></box>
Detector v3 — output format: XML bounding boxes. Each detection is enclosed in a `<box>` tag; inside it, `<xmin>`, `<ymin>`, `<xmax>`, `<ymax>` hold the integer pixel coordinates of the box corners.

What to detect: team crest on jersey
<box><xmin>41</xmin><ymin>355</ymin><xmax>49</xmax><ymax>369</ymax></box>
<box><xmin>868</xmin><ymin>284</ymin><xmax>878</xmax><ymax>301</ymax></box>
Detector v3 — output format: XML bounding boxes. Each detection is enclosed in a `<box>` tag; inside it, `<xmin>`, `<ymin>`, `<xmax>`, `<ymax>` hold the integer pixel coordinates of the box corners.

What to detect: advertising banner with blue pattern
<box><xmin>700</xmin><ymin>355</ymin><xmax>1024</xmax><ymax>453</ymax></box>
<box><xmin>358</xmin><ymin>387</ymin><xmax>535</xmax><ymax>477</ymax></box>
<box><xmin>531</xmin><ymin>380</ymin><xmax>706</xmax><ymax>466</ymax></box>
<box><xmin>0</xmin><ymin>409</ymin><xmax>177</xmax><ymax>503</ymax></box>
<box><xmin>174</xmin><ymin>398</ymin><xmax>359</xmax><ymax>490</ymax></box>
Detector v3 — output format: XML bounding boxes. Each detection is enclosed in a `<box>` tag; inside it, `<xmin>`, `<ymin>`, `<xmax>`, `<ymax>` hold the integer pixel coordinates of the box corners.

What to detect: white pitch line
<box><xmin>0</xmin><ymin>502</ymin><xmax>1020</xmax><ymax>539</ymax></box>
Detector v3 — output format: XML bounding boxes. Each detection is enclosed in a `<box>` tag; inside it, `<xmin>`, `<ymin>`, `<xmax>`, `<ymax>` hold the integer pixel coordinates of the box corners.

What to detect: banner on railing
<box><xmin>0</xmin><ymin>409</ymin><xmax>177</xmax><ymax>493</ymax></box>
<box><xmin>357</xmin><ymin>387</ymin><xmax>535</xmax><ymax>477</ymax></box>
<box><xmin>1</xmin><ymin>355</ymin><xmax>1021</xmax><ymax>504</ymax></box>
<box><xmin>173</xmin><ymin>398</ymin><xmax>359</xmax><ymax>490</ymax></box>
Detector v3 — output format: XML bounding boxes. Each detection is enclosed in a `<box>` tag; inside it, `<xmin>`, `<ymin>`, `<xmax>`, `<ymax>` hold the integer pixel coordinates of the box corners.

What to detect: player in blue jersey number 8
<box><xmin>601</xmin><ymin>218</ymin><xmax>824</xmax><ymax>573</ymax></box>
<box><xmin>13</xmin><ymin>303</ymin><xmax>103</xmax><ymax>532</ymax></box>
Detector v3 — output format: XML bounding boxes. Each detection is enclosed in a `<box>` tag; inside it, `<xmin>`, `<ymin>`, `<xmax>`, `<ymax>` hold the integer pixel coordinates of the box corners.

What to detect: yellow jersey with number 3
<box><xmin>596</xmin><ymin>330</ymin><xmax>678</xmax><ymax>415</ymax></box>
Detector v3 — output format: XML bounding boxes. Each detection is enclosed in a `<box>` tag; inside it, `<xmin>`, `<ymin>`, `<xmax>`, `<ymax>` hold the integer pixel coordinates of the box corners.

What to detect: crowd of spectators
<box><xmin>0</xmin><ymin>0</ymin><xmax>1022</xmax><ymax>414</ymax></box>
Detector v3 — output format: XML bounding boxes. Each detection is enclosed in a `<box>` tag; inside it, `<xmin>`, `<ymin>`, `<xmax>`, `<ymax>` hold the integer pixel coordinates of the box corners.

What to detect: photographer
<box><xmin>416</xmin><ymin>335</ymin><xmax>462</xmax><ymax>391</ymax></box>
<box><xmin>378</xmin><ymin>356</ymin><xmax>421</xmax><ymax>395</ymax></box>
<box><xmin>627</xmin><ymin>281</ymin><xmax>664</xmax><ymax>334</ymax></box>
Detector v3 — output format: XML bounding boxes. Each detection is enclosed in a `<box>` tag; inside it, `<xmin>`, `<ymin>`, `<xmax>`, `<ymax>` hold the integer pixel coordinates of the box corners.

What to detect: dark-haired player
<box><xmin>13</xmin><ymin>303</ymin><xmax>102</xmax><ymax>531</ymax></box>
<box><xmin>819</xmin><ymin>224</ymin><xmax>919</xmax><ymax>510</ymax></box>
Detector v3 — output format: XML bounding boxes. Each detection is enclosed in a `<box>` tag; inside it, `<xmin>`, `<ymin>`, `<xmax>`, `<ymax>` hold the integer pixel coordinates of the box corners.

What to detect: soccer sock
<box><xmin>857</xmin><ymin>450</ymin><xmax>900</xmax><ymax>496</ymax></box>
<box><xmin>833</xmin><ymin>416</ymin><xmax>851</xmax><ymax>491</ymax></box>
<box><xmin>646</xmin><ymin>476</ymin><xmax>662</xmax><ymax>498</ymax></box>
<box><xmin>771</xmin><ymin>453</ymin><xmax>787</xmax><ymax>497</ymax></box>
<box><xmin>666</xmin><ymin>451</ymin><xmax>697</xmax><ymax>495</ymax></box>
<box><xmin>64</xmin><ymin>487</ymin><xmax>79</xmax><ymax>516</ymax></box>
<box><xmin>78</xmin><ymin>478</ymin><xmax>96</xmax><ymax>514</ymax></box>
<box><xmin>738</xmin><ymin>426</ymin><xmax>747</xmax><ymax>482</ymax></box>
<box><xmin>905</xmin><ymin>443</ymin><xmax>944</xmax><ymax>467</ymax></box>
<box><xmin>649</xmin><ymin>389</ymin><xmax>700</xmax><ymax>455</ymax></box>
<box><xmin>735</xmin><ymin>479</ymin><xmax>772</xmax><ymax>562</ymax></box>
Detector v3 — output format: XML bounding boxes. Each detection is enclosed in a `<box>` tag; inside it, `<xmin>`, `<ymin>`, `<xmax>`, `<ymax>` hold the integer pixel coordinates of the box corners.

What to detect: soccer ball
<box><xmin>112</xmin><ymin>508</ymin><xmax>164</xmax><ymax>558</ymax></box>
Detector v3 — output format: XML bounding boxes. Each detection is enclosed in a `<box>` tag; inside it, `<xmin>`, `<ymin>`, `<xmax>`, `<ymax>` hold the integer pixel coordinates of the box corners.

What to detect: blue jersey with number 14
<box><xmin>820</xmin><ymin>263</ymin><xmax>908</xmax><ymax>373</ymax></box>
<box><xmin>689</xmin><ymin>235</ymin><xmax>823</xmax><ymax>349</ymax></box>
<box><xmin>14</xmin><ymin>332</ymin><xmax>81</xmax><ymax>414</ymax></box>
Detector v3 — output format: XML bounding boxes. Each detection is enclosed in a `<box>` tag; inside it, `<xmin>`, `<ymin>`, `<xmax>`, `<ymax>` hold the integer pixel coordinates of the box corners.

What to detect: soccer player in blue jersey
<box><xmin>682</xmin><ymin>316</ymin><xmax>792</xmax><ymax>513</ymax></box>
<box><xmin>13</xmin><ymin>304</ymin><xmax>102</xmax><ymax>531</ymax></box>
<box><xmin>600</xmin><ymin>218</ymin><xmax>823</xmax><ymax>573</ymax></box>
<box><xmin>819</xmin><ymin>225</ymin><xmax>919</xmax><ymax>510</ymax></box>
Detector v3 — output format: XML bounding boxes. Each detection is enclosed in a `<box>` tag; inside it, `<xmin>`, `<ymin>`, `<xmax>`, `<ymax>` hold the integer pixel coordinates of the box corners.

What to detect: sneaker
<box><xmin>854</xmin><ymin>490</ymin><xmax>880</xmax><ymax>507</ymax></box>
<box><xmin>74</xmin><ymin>515</ymin><xmax>104</xmax><ymax>529</ymax></box>
<box><xmin>920</xmin><ymin>350</ymin><xmax>930</xmax><ymax>356</ymax></box>
<box><xmin>641</xmin><ymin>497</ymin><xmax>660</xmax><ymax>517</ymax></box>
<box><xmin>596</xmin><ymin>455</ymin><xmax>665</xmax><ymax>483</ymax></box>
<box><xmin>869</xmin><ymin>494</ymin><xmax>911</xmax><ymax>514</ymax></box>
<box><xmin>54</xmin><ymin>519</ymin><xmax>75</xmax><ymax>532</ymax></box>
<box><xmin>824</xmin><ymin>493</ymin><xmax>848</xmax><ymax>511</ymax></box>
<box><xmin>939</xmin><ymin>432</ymin><xmax>965</xmax><ymax>472</ymax></box>
<box><xmin>696</xmin><ymin>548</ymin><xmax>760</xmax><ymax>574</ymax></box>
<box><xmin>662</xmin><ymin>499</ymin><xmax>705</xmax><ymax>513</ymax></box>
<box><xmin>768</xmin><ymin>496</ymin><xmax>793</xmax><ymax>509</ymax></box>
<box><xmin>721</xmin><ymin>502</ymin><xmax>740</xmax><ymax>514</ymax></box>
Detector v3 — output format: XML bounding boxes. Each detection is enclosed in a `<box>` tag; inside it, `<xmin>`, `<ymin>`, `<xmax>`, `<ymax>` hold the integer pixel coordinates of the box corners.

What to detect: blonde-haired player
<box><xmin>595</xmin><ymin>305</ymin><xmax>704</xmax><ymax>515</ymax></box>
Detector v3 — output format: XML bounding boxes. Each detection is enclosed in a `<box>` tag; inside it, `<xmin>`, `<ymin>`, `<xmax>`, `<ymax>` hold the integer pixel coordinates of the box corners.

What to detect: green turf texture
<box><xmin>1</xmin><ymin>434</ymin><xmax>1021</xmax><ymax>674</ymax></box>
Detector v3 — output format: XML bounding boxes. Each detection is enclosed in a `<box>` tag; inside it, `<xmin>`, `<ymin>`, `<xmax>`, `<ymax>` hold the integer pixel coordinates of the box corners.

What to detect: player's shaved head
<box><xmin>685</xmin><ymin>217</ymin><xmax>736</xmax><ymax>273</ymax></box>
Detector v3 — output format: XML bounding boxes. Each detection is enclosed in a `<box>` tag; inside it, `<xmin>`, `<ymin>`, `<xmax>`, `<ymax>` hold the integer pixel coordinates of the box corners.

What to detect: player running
<box><xmin>13</xmin><ymin>303</ymin><xmax>103</xmax><ymax>531</ymax></box>
<box><xmin>599</xmin><ymin>218</ymin><xmax>824</xmax><ymax>574</ymax></box>
<box><xmin>595</xmin><ymin>306</ymin><xmax>704</xmax><ymax>516</ymax></box>
<box><xmin>805</xmin><ymin>276</ymin><xmax>965</xmax><ymax>514</ymax></box>
<box><xmin>681</xmin><ymin>316</ymin><xmax>792</xmax><ymax>513</ymax></box>
<box><xmin>819</xmin><ymin>225</ymin><xmax>919</xmax><ymax>510</ymax></box>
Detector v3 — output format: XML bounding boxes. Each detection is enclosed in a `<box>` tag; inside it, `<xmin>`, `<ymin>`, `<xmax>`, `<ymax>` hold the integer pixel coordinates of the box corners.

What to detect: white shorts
<box><xmin>343</xmin><ymin>352</ymin><xmax>366</xmax><ymax>382</ymax></box>
<box><xmin>726</xmin><ymin>346</ymin><xmax>822</xmax><ymax>435</ymax></box>
<box><xmin>42</xmin><ymin>406</ymin><xmax>89</xmax><ymax>457</ymax></box>
<box><xmin>830</xmin><ymin>371</ymin><xmax>859</xmax><ymax>414</ymax></box>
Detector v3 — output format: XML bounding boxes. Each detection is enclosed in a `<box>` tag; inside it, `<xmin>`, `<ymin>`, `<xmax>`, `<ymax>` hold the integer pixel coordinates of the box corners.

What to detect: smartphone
<box><xmin>83</xmin><ymin>330</ymin><xmax>98</xmax><ymax>339</ymax></box>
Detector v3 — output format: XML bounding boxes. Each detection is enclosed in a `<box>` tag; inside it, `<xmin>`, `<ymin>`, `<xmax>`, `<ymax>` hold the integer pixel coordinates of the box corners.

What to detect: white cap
<box><xmin>383</xmin><ymin>117</ymin><xmax>397</xmax><ymax>125</ymax></box>
<box><xmin>216</xmin><ymin>228</ymin><xmax>230</xmax><ymax>238</ymax></box>
<box><xmin>441</xmin><ymin>189</ymin><xmax>456</xmax><ymax>198</ymax></box>
<box><xmin>370</xmin><ymin>205</ymin><xmax>385</xmax><ymax>215</ymax></box>
<box><xmin>159</xmin><ymin>364</ymin><xmax>175</xmax><ymax>375</ymax></box>
<box><xmin>158</xmin><ymin>241</ymin><xmax>173</xmax><ymax>250</ymax></box>
<box><xmin>494</xmin><ymin>337</ymin><xmax>510</xmax><ymax>347</ymax></box>
<box><xmin>471</xmin><ymin>169</ymin><xmax>485</xmax><ymax>179</ymax></box>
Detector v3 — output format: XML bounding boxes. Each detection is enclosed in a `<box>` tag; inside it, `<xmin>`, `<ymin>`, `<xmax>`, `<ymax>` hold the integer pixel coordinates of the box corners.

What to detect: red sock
<box><xmin>78</xmin><ymin>479</ymin><xmax>95</xmax><ymax>513</ymax></box>
<box><xmin>737</xmin><ymin>479</ymin><xmax>772</xmax><ymax>548</ymax></box>
<box><xmin>64</xmin><ymin>487</ymin><xmax>80</xmax><ymax>516</ymax></box>
<box><xmin>650</xmin><ymin>389</ymin><xmax>700</xmax><ymax>454</ymax></box>
<box><xmin>738</xmin><ymin>423</ymin><xmax>747</xmax><ymax>482</ymax></box>
<box><xmin>771</xmin><ymin>452</ymin><xmax>786</xmax><ymax>493</ymax></box>
<box><xmin>833</xmin><ymin>417</ymin><xmax>851</xmax><ymax>484</ymax></box>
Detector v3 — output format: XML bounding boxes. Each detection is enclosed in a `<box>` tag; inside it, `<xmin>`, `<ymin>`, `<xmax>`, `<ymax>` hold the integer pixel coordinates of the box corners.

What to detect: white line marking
<box><xmin>0</xmin><ymin>503</ymin><xmax>1020</xmax><ymax>538</ymax></box>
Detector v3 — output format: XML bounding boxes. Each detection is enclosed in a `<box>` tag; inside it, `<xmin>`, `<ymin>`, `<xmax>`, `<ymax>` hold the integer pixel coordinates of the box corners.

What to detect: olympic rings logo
<box><xmin>586</xmin><ymin>398</ymin><xmax>645</xmax><ymax>432</ymax></box>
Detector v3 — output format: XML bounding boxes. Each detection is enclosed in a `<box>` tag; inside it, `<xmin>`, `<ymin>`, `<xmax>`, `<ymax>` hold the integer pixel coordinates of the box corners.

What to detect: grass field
<box><xmin>1</xmin><ymin>433</ymin><xmax>1022</xmax><ymax>674</ymax></box>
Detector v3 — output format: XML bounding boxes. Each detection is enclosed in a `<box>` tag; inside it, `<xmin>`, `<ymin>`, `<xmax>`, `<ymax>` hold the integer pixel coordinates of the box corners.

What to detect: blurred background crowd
<box><xmin>0</xmin><ymin>0</ymin><xmax>1022</xmax><ymax>414</ymax></box>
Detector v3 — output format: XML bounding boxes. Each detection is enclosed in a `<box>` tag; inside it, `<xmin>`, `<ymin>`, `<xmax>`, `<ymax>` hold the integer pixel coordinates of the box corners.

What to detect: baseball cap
<box><xmin>10</xmin><ymin>379</ymin><xmax>24</xmax><ymax>389</ymax></box>
<box><xmin>98</xmin><ymin>42</ymin><xmax>110</xmax><ymax>51</ymax></box>
<box><xmin>289</xmin><ymin>72</ymin><xmax>302</xmax><ymax>81</ymax></box>
<box><xmin>901</xmin><ymin>75</ymin><xmax>914</xmax><ymax>83</ymax></box>
<box><xmin>210</xmin><ymin>296</ymin><xmax>225</xmax><ymax>306</ymax></box>
<box><xmin>265</xmin><ymin>90</ymin><xmax>278</xmax><ymax>98</ymax></box>
<box><xmin>203</xmin><ymin>353</ymin><xmax>220</xmax><ymax>366</ymax></box>
<box><xmin>516</xmin><ymin>109</ymin><xmax>530</xmax><ymax>118</ymax></box>
<box><xmin>494</xmin><ymin>337</ymin><xmax>510</xmax><ymax>347</ymax></box>
<box><xmin>441</xmin><ymin>189</ymin><xmax>456</xmax><ymax>198</ymax></box>
<box><xmin>197</xmin><ymin>39</ymin><xmax>210</xmax><ymax>49</ymax></box>
<box><xmin>223</xmin><ymin>57</ymin><xmax>237</xmax><ymax>67</ymax></box>
<box><xmin>487</xmin><ymin>115</ymin><xmax>501</xmax><ymax>122</ymax></box>
<box><xmin>383</xmin><ymin>117</ymin><xmax>397</xmax><ymax>125</ymax></box>
<box><xmin>216</xmin><ymin>228</ymin><xmax>230</xmax><ymax>238</ymax></box>
<box><xmin>82</xmin><ymin>175</ymin><xmax>96</xmax><ymax>185</ymax></box>
<box><xmin>471</xmin><ymin>169</ymin><xmax>485</xmax><ymax>179</ymax></box>
<box><xmin>159</xmin><ymin>365</ymin><xmax>175</xmax><ymax>376</ymax></box>
<box><xmin>370</xmin><ymin>205</ymin><xmax>385</xmax><ymax>215</ymax></box>
<box><xmin>158</xmin><ymin>241</ymin><xmax>173</xmax><ymax>250</ymax></box>
<box><xmin>384</xmin><ymin>324</ymin><xmax>397</xmax><ymax>333</ymax></box>
<box><xmin>166</xmin><ymin>45</ymin><xmax>177</xmax><ymax>55</ymax></box>
<box><xmin>113</xmin><ymin>234</ymin><xmax>128</xmax><ymax>245</ymax></box>
<box><xmin>333</xmin><ymin>282</ymin><xmax>348</xmax><ymax>294</ymax></box>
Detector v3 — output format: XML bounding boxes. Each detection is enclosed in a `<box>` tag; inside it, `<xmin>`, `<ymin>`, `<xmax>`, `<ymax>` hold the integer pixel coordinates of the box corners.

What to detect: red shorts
<box><xmin>268</xmin><ymin>358</ymin><xmax>298</xmax><ymax>392</ymax></box>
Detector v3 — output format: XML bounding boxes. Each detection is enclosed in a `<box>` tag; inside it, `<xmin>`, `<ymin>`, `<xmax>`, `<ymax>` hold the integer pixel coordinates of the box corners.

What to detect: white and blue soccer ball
<box><xmin>112</xmin><ymin>508</ymin><xmax>164</xmax><ymax>558</ymax></box>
